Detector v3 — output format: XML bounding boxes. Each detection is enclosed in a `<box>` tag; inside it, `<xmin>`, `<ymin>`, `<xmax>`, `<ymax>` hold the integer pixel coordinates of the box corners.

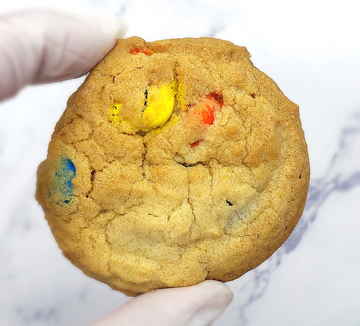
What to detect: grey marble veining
<box><xmin>214</xmin><ymin>112</ymin><xmax>360</xmax><ymax>325</ymax></box>
<box><xmin>1</xmin><ymin>0</ymin><xmax>360</xmax><ymax>325</ymax></box>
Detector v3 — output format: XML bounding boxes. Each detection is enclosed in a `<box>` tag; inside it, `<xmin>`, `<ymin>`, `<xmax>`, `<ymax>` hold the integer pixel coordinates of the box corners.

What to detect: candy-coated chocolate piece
<box><xmin>186</xmin><ymin>93</ymin><xmax>223</xmax><ymax>147</ymax></box>
<box><xmin>201</xmin><ymin>104</ymin><xmax>215</xmax><ymax>125</ymax></box>
<box><xmin>190</xmin><ymin>140</ymin><xmax>201</xmax><ymax>147</ymax></box>
<box><xmin>141</xmin><ymin>84</ymin><xmax>175</xmax><ymax>130</ymax></box>
<box><xmin>108</xmin><ymin>84</ymin><xmax>175</xmax><ymax>133</ymax></box>
<box><xmin>109</xmin><ymin>102</ymin><xmax>122</xmax><ymax>126</ymax></box>
<box><xmin>130</xmin><ymin>48</ymin><xmax>153</xmax><ymax>55</ymax></box>
<box><xmin>188</xmin><ymin>94</ymin><xmax>222</xmax><ymax>127</ymax></box>
<box><xmin>54</xmin><ymin>157</ymin><xmax>76</xmax><ymax>204</ymax></box>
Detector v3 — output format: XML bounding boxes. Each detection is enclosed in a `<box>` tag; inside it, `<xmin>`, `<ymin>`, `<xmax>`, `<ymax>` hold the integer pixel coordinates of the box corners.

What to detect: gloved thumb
<box><xmin>90</xmin><ymin>280</ymin><xmax>233</xmax><ymax>326</ymax></box>
<box><xmin>0</xmin><ymin>8</ymin><xmax>126</xmax><ymax>101</ymax></box>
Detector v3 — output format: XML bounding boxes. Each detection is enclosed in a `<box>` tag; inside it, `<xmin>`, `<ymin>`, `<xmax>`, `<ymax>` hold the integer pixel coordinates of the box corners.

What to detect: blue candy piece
<box><xmin>54</xmin><ymin>157</ymin><xmax>76</xmax><ymax>204</ymax></box>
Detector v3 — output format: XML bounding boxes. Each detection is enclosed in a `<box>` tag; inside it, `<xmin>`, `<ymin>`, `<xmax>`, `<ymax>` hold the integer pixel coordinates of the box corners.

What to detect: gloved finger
<box><xmin>90</xmin><ymin>280</ymin><xmax>233</xmax><ymax>326</ymax></box>
<box><xmin>0</xmin><ymin>8</ymin><xmax>126</xmax><ymax>101</ymax></box>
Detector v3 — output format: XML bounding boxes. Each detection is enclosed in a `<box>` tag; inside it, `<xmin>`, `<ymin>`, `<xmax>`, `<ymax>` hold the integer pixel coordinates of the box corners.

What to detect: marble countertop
<box><xmin>1</xmin><ymin>0</ymin><xmax>360</xmax><ymax>325</ymax></box>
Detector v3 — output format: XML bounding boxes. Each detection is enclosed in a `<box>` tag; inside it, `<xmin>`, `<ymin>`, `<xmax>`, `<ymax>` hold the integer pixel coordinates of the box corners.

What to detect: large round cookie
<box><xmin>36</xmin><ymin>37</ymin><xmax>310</xmax><ymax>296</ymax></box>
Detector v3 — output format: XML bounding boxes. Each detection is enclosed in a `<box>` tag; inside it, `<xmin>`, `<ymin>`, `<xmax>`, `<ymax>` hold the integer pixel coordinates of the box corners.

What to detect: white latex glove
<box><xmin>91</xmin><ymin>281</ymin><xmax>233</xmax><ymax>326</ymax></box>
<box><xmin>0</xmin><ymin>8</ymin><xmax>126</xmax><ymax>101</ymax></box>
<box><xmin>0</xmin><ymin>9</ymin><xmax>233</xmax><ymax>326</ymax></box>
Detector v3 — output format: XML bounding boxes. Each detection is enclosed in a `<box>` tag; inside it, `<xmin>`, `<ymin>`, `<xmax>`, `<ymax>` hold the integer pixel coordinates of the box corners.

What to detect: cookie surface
<box><xmin>36</xmin><ymin>37</ymin><xmax>310</xmax><ymax>296</ymax></box>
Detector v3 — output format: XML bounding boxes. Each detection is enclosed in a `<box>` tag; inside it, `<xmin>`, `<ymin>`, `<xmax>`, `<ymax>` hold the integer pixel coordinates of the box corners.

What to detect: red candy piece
<box><xmin>130</xmin><ymin>48</ymin><xmax>153</xmax><ymax>55</ymax></box>
<box><xmin>190</xmin><ymin>140</ymin><xmax>201</xmax><ymax>147</ymax></box>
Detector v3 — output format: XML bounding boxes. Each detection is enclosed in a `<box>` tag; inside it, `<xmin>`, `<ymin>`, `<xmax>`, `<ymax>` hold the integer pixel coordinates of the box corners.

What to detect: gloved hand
<box><xmin>0</xmin><ymin>9</ymin><xmax>233</xmax><ymax>326</ymax></box>
<box><xmin>91</xmin><ymin>281</ymin><xmax>233</xmax><ymax>326</ymax></box>
<box><xmin>0</xmin><ymin>8</ymin><xmax>126</xmax><ymax>100</ymax></box>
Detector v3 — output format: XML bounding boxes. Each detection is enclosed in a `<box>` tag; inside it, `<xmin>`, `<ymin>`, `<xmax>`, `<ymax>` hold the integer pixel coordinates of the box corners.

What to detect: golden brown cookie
<box><xmin>36</xmin><ymin>37</ymin><xmax>310</xmax><ymax>296</ymax></box>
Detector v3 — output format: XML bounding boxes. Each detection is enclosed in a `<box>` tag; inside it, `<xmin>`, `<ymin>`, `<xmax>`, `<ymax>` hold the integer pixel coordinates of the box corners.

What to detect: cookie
<box><xmin>36</xmin><ymin>37</ymin><xmax>310</xmax><ymax>296</ymax></box>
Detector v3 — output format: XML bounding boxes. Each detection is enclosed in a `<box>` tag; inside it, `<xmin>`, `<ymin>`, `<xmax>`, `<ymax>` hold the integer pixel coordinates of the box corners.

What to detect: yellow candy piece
<box><xmin>109</xmin><ymin>83</ymin><xmax>177</xmax><ymax>134</ymax></box>
<box><xmin>141</xmin><ymin>84</ymin><xmax>175</xmax><ymax>130</ymax></box>
<box><xmin>109</xmin><ymin>102</ymin><xmax>122</xmax><ymax>126</ymax></box>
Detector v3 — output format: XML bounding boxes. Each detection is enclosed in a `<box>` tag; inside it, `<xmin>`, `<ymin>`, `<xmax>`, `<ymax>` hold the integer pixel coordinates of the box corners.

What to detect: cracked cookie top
<box><xmin>36</xmin><ymin>37</ymin><xmax>310</xmax><ymax>296</ymax></box>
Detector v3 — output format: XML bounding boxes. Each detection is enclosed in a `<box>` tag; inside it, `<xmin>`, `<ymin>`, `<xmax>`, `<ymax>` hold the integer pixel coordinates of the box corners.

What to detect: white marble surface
<box><xmin>1</xmin><ymin>0</ymin><xmax>360</xmax><ymax>325</ymax></box>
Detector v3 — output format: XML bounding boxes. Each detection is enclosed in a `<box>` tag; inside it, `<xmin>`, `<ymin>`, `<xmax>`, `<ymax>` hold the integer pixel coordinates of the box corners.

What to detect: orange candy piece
<box><xmin>130</xmin><ymin>48</ymin><xmax>153</xmax><ymax>55</ymax></box>
<box><xmin>201</xmin><ymin>104</ymin><xmax>215</xmax><ymax>125</ymax></box>
<box><xmin>193</xmin><ymin>92</ymin><xmax>223</xmax><ymax>126</ymax></box>
<box><xmin>187</xmin><ymin>92</ymin><xmax>224</xmax><ymax>148</ymax></box>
